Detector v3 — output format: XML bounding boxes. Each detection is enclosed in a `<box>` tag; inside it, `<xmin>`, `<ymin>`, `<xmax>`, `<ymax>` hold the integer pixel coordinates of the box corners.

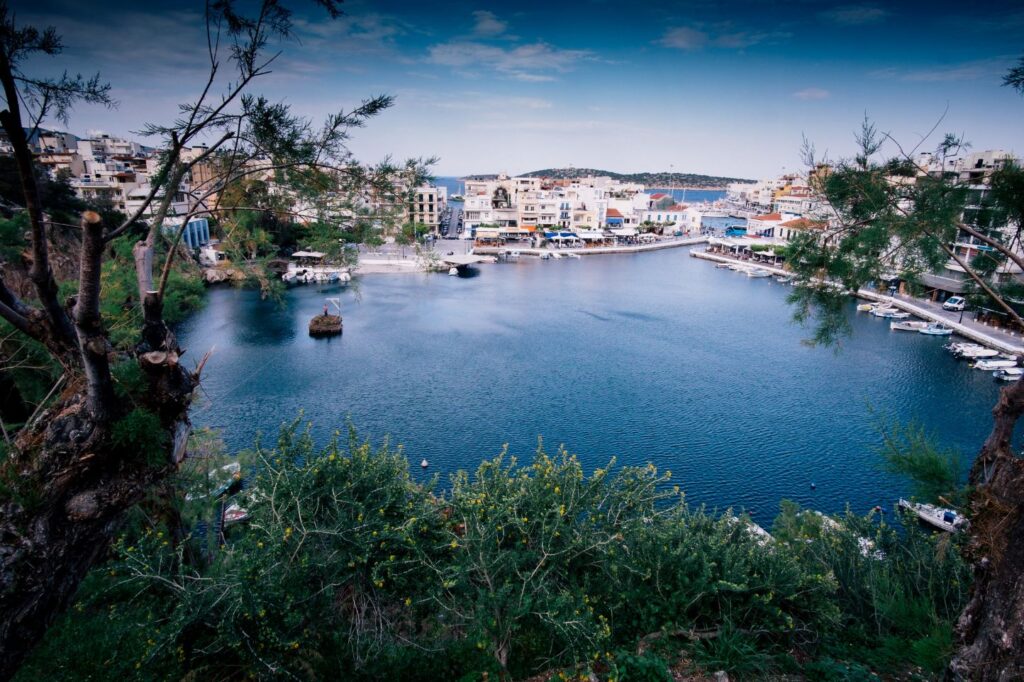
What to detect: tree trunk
<box><xmin>949</xmin><ymin>378</ymin><xmax>1024</xmax><ymax>680</ymax></box>
<box><xmin>0</xmin><ymin>337</ymin><xmax>196</xmax><ymax>680</ymax></box>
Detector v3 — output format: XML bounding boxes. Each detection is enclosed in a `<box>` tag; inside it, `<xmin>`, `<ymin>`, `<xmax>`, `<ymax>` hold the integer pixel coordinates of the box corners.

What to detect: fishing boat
<box><xmin>919</xmin><ymin>323</ymin><xmax>953</xmax><ymax>336</ymax></box>
<box><xmin>775</xmin><ymin>275</ymin><xmax>793</xmax><ymax>283</ymax></box>
<box><xmin>885</xmin><ymin>311</ymin><xmax>911</xmax><ymax>320</ymax></box>
<box><xmin>973</xmin><ymin>358</ymin><xmax>1018</xmax><ymax>370</ymax></box>
<box><xmin>746</xmin><ymin>268</ymin><xmax>772</xmax><ymax>278</ymax></box>
<box><xmin>995</xmin><ymin>367</ymin><xmax>1024</xmax><ymax>381</ymax></box>
<box><xmin>856</xmin><ymin>303</ymin><xmax>875</xmax><ymax>312</ymax></box>
<box><xmin>897</xmin><ymin>498</ymin><xmax>967</xmax><ymax>533</ymax></box>
<box><xmin>890</xmin><ymin>320</ymin><xmax>929</xmax><ymax>331</ymax></box>
<box><xmin>869</xmin><ymin>306</ymin><xmax>896</xmax><ymax>317</ymax></box>
<box><xmin>715</xmin><ymin>263</ymin><xmax>731</xmax><ymax>269</ymax></box>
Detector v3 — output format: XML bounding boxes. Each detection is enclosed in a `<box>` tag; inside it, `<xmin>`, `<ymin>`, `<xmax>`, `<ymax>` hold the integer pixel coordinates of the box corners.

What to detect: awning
<box><xmin>577</xmin><ymin>230</ymin><xmax>606</xmax><ymax>240</ymax></box>
<box><xmin>475</xmin><ymin>228</ymin><xmax>501</xmax><ymax>239</ymax></box>
<box><xmin>610</xmin><ymin>228</ymin><xmax>638</xmax><ymax>237</ymax></box>
<box><xmin>291</xmin><ymin>250</ymin><xmax>325</xmax><ymax>259</ymax></box>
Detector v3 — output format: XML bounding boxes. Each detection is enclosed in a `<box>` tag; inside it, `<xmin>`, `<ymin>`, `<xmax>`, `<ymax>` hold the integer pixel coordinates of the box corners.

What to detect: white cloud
<box><xmin>818</xmin><ymin>5</ymin><xmax>890</xmax><ymax>26</ymax></box>
<box><xmin>426</xmin><ymin>41</ymin><xmax>593</xmax><ymax>79</ymax></box>
<box><xmin>471</xmin><ymin>10</ymin><xmax>508</xmax><ymax>37</ymax></box>
<box><xmin>656</xmin><ymin>27</ymin><xmax>708</xmax><ymax>51</ymax></box>
<box><xmin>869</xmin><ymin>58</ymin><xmax>1011</xmax><ymax>82</ymax></box>
<box><xmin>793</xmin><ymin>87</ymin><xmax>830</xmax><ymax>100</ymax></box>
<box><xmin>657</xmin><ymin>25</ymin><xmax>790</xmax><ymax>51</ymax></box>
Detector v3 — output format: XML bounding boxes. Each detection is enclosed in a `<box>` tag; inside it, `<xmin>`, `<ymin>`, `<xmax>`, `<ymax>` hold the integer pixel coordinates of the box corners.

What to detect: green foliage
<box><xmin>18</xmin><ymin>423</ymin><xmax>970</xmax><ymax>681</ymax></box>
<box><xmin>0</xmin><ymin>212</ymin><xmax>28</xmax><ymax>261</ymax></box>
<box><xmin>110</xmin><ymin>409</ymin><xmax>165</xmax><ymax>463</ymax></box>
<box><xmin>877</xmin><ymin>421</ymin><xmax>965</xmax><ymax>505</ymax></box>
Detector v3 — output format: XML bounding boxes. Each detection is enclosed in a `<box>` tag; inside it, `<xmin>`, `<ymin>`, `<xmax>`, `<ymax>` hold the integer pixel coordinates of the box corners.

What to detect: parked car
<box><xmin>942</xmin><ymin>296</ymin><xmax>966</xmax><ymax>311</ymax></box>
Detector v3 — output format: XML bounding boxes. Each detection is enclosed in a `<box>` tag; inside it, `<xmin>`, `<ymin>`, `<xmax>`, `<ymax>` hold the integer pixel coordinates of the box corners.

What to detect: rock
<box><xmin>308</xmin><ymin>314</ymin><xmax>343</xmax><ymax>337</ymax></box>
<box><xmin>714</xmin><ymin>671</ymin><xmax>729</xmax><ymax>682</ymax></box>
<box><xmin>203</xmin><ymin>268</ymin><xmax>229</xmax><ymax>284</ymax></box>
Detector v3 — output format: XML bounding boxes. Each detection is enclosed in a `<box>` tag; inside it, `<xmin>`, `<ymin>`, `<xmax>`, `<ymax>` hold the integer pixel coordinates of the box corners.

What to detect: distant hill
<box><xmin>462</xmin><ymin>168</ymin><xmax>754</xmax><ymax>188</ymax></box>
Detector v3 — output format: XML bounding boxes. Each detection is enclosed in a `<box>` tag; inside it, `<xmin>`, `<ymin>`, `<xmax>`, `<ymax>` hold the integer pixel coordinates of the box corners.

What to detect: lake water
<box><xmin>177</xmin><ymin>247</ymin><xmax>1002</xmax><ymax>524</ymax></box>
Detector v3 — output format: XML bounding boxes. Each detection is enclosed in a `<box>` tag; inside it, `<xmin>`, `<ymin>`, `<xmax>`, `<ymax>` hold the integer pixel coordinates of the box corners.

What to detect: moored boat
<box><xmin>746</xmin><ymin>268</ymin><xmax>772</xmax><ymax>278</ymax></box>
<box><xmin>897</xmin><ymin>498</ymin><xmax>967</xmax><ymax>533</ymax></box>
<box><xmin>856</xmin><ymin>303</ymin><xmax>875</xmax><ymax>312</ymax></box>
<box><xmin>972</xmin><ymin>358</ymin><xmax>1018</xmax><ymax>370</ymax></box>
<box><xmin>995</xmin><ymin>367</ymin><xmax>1024</xmax><ymax>381</ymax></box>
<box><xmin>919</xmin><ymin>323</ymin><xmax>953</xmax><ymax>336</ymax></box>
<box><xmin>890</xmin><ymin>320</ymin><xmax>929</xmax><ymax>331</ymax></box>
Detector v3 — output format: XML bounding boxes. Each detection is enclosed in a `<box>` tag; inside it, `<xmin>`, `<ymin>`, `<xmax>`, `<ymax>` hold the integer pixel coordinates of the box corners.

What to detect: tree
<box><xmin>0</xmin><ymin>1</ymin><xmax>415</xmax><ymax>675</ymax></box>
<box><xmin>787</xmin><ymin>106</ymin><xmax>1024</xmax><ymax>676</ymax></box>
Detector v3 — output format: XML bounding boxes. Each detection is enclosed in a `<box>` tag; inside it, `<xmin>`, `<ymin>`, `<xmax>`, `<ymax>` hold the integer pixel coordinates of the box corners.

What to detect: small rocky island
<box><xmin>308</xmin><ymin>313</ymin><xmax>343</xmax><ymax>337</ymax></box>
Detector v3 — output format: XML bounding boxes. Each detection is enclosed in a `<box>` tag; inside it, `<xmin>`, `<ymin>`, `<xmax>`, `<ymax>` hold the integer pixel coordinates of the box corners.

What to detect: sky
<box><xmin>11</xmin><ymin>0</ymin><xmax>1024</xmax><ymax>179</ymax></box>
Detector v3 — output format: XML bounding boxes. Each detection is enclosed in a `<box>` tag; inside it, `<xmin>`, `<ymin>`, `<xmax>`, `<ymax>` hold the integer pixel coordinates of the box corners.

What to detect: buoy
<box><xmin>421</xmin><ymin>459</ymin><xmax>429</xmax><ymax>468</ymax></box>
<box><xmin>810</xmin><ymin>482</ymin><xmax>816</xmax><ymax>490</ymax></box>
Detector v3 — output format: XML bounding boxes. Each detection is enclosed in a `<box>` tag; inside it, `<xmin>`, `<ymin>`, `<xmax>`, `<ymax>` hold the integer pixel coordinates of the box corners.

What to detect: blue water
<box><xmin>177</xmin><ymin>248</ymin><xmax>1002</xmax><ymax>525</ymax></box>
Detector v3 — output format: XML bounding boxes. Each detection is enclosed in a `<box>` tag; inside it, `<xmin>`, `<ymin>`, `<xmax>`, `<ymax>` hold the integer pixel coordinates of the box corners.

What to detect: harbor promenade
<box><xmin>473</xmin><ymin>234</ymin><xmax>708</xmax><ymax>257</ymax></box>
<box><xmin>691</xmin><ymin>249</ymin><xmax>1024</xmax><ymax>355</ymax></box>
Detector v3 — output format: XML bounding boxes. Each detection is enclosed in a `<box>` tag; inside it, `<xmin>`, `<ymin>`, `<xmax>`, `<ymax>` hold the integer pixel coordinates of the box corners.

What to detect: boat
<box><xmin>919</xmin><ymin>323</ymin><xmax>953</xmax><ymax>336</ymax></box>
<box><xmin>973</xmin><ymin>358</ymin><xmax>1018</xmax><ymax>370</ymax></box>
<box><xmin>421</xmin><ymin>459</ymin><xmax>429</xmax><ymax>468</ymax></box>
<box><xmin>448</xmin><ymin>267</ymin><xmax>459</xmax><ymax>276</ymax></box>
<box><xmin>856</xmin><ymin>303</ymin><xmax>875</xmax><ymax>312</ymax></box>
<box><xmin>539</xmin><ymin>252</ymin><xmax>551</xmax><ymax>260</ymax></box>
<box><xmin>223</xmin><ymin>503</ymin><xmax>250</xmax><ymax>526</ymax></box>
<box><xmin>897</xmin><ymin>498</ymin><xmax>967</xmax><ymax>533</ymax></box>
<box><xmin>550</xmin><ymin>252</ymin><xmax>563</xmax><ymax>260</ymax></box>
<box><xmin>995</xmin><ymin>367</ymin><xmax>1024</xmax><ymax>381</ymax></box>
<box><xmin>885</xmin><ymin>311</ymin><xmax>911</xmax><ymax>320</ymax></box>
<box><xmin>869</xmin><ymin>306</ymin><xmax>895</xmax><ymax>317</ymax></box>
<box><xmin>715</xmin><ymin>263</ymin><xmax>731</xmax><ymax>269</ymax></box>
<box><xmin>566</xmin><ymin>252</ymin><xmax>581</xmax><ymax>259</ymax></box>
<box><xmin>727</xmin><ymin>262</ymin><xmax>747</xmax><ymax>271</ymax></box>
<box><xmin>890</xmin><ymin>320</ymin><xmax>929</xmax><ymax>331</ymax></box>
<box><xmin>185</xmin><ymin>462</ymin><xmax>242</xmax><ymax>502</ymax></box>
<box><xmin>746</xmin><ymin>268</ymin><xmax>772</xmax><ymax>278</ymax></box>
<box><xmin>959</xmin><ymin>347</ymin><xmax>999</xmax><ymax>359</ymax></box>
<box><xmin>775</xmin><ymin>275</ymin><xmax>793</xmax><ymax>283</ymax></box>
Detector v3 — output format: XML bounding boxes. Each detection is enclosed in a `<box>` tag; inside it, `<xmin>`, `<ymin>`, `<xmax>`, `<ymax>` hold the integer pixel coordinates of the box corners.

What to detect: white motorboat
<box><xmin>539</xmin><ymin>252</ymin><xmax>551</xmax><ymax>260</ymax></box>
<box><xmin>550</xmin><ymin>252</ymin><xmax>563</xmax><ymax>259</ymax></box>
<box><xmin>890</xmin><ymin>320</ymin><xmax>929</xmax><ymax>331</ymax></box>
<box><xmin>856</xmin><ymin>303</ymin><xmax>875</xmax><ymax>312</ymax></box>
<box><xmin>185</xmin><ymin>462</ymin><xmax>242</xmax><ymax>502</ymax></box>
<box><xmin>996</xmin><ymin>367</ymin><xmax>1024</xmax><ymax>381</ymax></box>
<box><xmin>959</xmin><ymin>347</ymin><xmax>999</xmax><ymax>359</ymax></box>
<box><xmin>448</xmin><ymin>267</ymin><xmax>459</xmax><ymax>276</ymax></box>
<box><xmin>897</xmin><ymin>498</ymin><xmax>967</xmax><ymax>533</ymax></box>
<box><xmin>223</xmin><ymin>503</ymin><xmax>250</xmax><ymax>526</ymax></box>
<box><xmin>869</xmin><ymin>306</ymin><xmax>896</xmax><ymax>317</ymax></box>
<box><xmin>973</xmin><ymin>358</ymin><xmax>1018</xmax><ymax>370</ymax></box>
<box><xmin>566</xmin><ymin>252</ymin><xmax>581</xmax><ymax>259</ymax></box>
<box><xmin>727</xmin><ymin>262</ymin><xmax>747</xmax><ymax>271</ymax></box>
<box><xmin>885</xmin><ymin>311</ymin><xmax>911</xmax><ymax>320</ymax></box>
<box><xmin>746</xmin><ymin>268</ymin><xmax>772</xmax><ymax>278</ymax></box>
<box><xmin>919</xmin><ymin>323</ymin><xmax>953</xmax><ymax>336</ymax></box>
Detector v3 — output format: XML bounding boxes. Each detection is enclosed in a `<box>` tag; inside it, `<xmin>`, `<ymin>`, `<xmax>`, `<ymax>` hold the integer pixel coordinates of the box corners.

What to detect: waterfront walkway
<box><xmin>691</xmin><ymin>249</ymin><xmax>1024</xmax><ymax>355</ymax></box>
<box><xmin>473</xmin><ymin>235</ymin><xmax>708</xmax><ymax>258</ymax></box>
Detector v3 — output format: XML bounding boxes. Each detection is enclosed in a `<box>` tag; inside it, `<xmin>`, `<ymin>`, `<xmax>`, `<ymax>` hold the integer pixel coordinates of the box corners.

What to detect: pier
<box><xmin>691</xmin><ymin>249</ymin><xmax>1024</xmax><ymax>355</ymax></box>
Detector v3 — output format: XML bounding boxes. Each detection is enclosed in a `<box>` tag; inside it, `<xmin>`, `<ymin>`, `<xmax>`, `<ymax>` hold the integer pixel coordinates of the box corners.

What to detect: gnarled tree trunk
<box><xmin>949</xmin><ymin>378</ymin><xmax>1024</xmax><ymax>680</ymax></box>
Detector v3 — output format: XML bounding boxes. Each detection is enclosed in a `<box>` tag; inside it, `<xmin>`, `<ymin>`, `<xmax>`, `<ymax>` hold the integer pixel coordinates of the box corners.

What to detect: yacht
<box><xmin>995</xmin><ymin>367</ymin><xmax>1024</xmax><ymax>381</ymax></box>
<box><xmin>973</xmin><ymin>358</ymin><xmax>1018</xmax><ymax>371</ymax></box>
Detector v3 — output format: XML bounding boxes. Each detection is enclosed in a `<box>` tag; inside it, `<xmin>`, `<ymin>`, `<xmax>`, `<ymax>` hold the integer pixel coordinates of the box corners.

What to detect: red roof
<box><xmin>666</xmin><ymin>204</ymin><xmax>688</xmax><ymax>211</ymax></box>
<box><xmin>606</xmin><ymin>208</ymin><xmax>624</xmax><ymax>218</ymax></box>
<box><xmin>649</xmin><ymin>193</ymin><xmax>668</xmax><ymax>199</ymax></box>
<box><xmin>751</xmin><ymin>212</ymin><xmax>783</xmax><ymax>222</ymax></box>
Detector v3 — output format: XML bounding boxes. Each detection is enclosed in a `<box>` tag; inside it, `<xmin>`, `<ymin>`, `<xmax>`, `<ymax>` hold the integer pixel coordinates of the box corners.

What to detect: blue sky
<box><xmin>13</xmin><ymin>0</ymin><xmax>1024</xmax><ymax>178</ymax></box>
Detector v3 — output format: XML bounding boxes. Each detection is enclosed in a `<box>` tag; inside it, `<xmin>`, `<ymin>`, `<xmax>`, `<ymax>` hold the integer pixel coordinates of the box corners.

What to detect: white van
<box><xmin>942</xmin><ymin>296</ymin><xmax>966</xmax><ymax>311</ymax></box>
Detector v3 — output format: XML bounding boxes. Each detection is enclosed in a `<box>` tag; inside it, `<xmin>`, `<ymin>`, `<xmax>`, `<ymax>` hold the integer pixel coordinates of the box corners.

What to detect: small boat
<box><xmin>539</xmin><ymin>252</ymin><xmax>551</xmax><ymax>260</ymax></box>
<box><xmin>223</xmin><ymin>503</ymin><xmax>250</xmax><ymax>526</ymax></box>
<box><xmin>746</xmin><ymin>268</ymin><xmax>772</xmax><ymax>278</ymax></box>
<box><xmin>891</xmin><ymin>320</ymin><xmax>929</xmax><ymax>331</ymax></box>
<box><xmin>715</xmin><ymin>263</ymin><xmax>731</xmax><ymax>269</ymax></box>
<box><xmin>186</xmin><ymin>462</ymin><xmax>242</xmax><ymax>502</ymax></box>
<box><xmin>856</xmin><ymin>303</ymin><xmax>875</xmax><ymax>312</ymax></box>
<box><xmin>995</xmin><ymin>367</ymin><xmax>1024</xmax><ymax>381</ymax></box>
<box><xmin>420</xmin><ymin>459</ymin><xmax>429</xmax><ymax>468</ymax></box>
<box><xmin>973</xmin><ymin>358</ymin><xmax>1017</xmax><ymax>370</ymax></box>
<box><xmin>897</xmin><ymin>498</ymin><xmax>967</xmax><ymax>533</ymax></box>
<box><xmin>281</xmin><ymin>271</ymin><xmax>298</xmax><ymax>284</ymax></box>
<box><xmin>566</xmin><ymin>252</ymin><xmax>581</xmax><ymax>259</ymax></box>
<box><xmin>509</xmin><ymin>250</ymin><xmax>520</xmax><ymax>259</ymax></box>
<box><xmin>885</xmin><ymin>311</ymin><xmax>911</xmax><ymax>320</ymax></box>
<box><xmin>919</xmin><ymin>323</ymin><xmax>953</xmax><ymax>336</ymax></box>
<box><xmin>448</xmin><ymin>267</ymin><xmax>459</xmax><ymax>276</ymax></box>
<box><xmin>550</xmin><ymin>252</ymin><xmax>563</xmax><ymax>260</ymax></box>
<box><xmin>727</xmin><ymin>262</ymin><xmax>747</xmax><ymax>271</ymax></box>
<box><xmin>775</xmin><ymin>275</ymin><xmax>792</xmax><ymax>283</ymax></box>
<box><xmin>959</xmin><ymin>347</ymin><xmax>999</xmax><ymax>359</ymax></box>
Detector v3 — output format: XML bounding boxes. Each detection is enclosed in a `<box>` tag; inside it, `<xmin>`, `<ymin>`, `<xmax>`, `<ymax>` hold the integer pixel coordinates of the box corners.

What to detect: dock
<box><xmin>691</xmin><ymin>249</ymin><xmax>1024</xmax><ymax>355</ymax></box>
